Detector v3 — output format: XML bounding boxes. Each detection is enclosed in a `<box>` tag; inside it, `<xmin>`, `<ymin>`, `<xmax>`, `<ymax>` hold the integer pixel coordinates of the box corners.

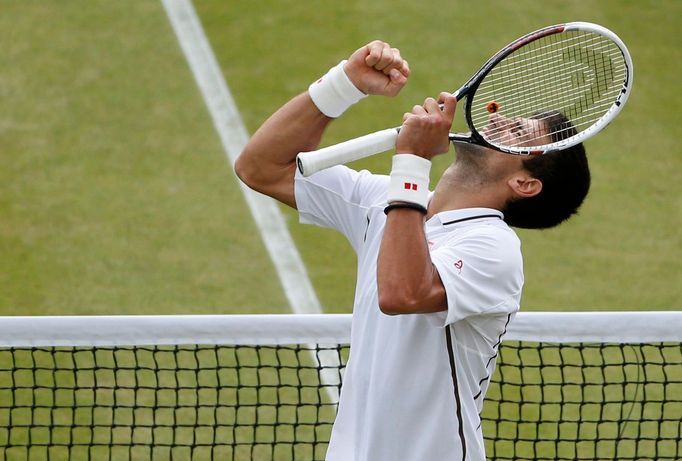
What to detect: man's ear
<box><xmin>508</xmin><ymin>173</ymin><xmax>543</xmax><ymax>198</ymax></box>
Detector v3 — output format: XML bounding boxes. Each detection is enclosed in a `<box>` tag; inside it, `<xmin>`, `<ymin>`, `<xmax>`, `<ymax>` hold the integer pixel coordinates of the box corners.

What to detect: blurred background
<box><xmin>1</xmin><ymin>0</ymin><xmax>680</xmax><ymax>316</ymax></box>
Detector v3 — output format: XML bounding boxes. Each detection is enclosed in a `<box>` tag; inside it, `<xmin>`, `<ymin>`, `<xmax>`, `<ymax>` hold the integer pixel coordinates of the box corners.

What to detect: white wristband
<box><xmin>308</xmin><ymin>60</ymin><xmax>367</xmax><ymax>118</ymax></box>
<box><xmin>387</xmin><ymin>154</ymin><xmax>431</xmax><ymax>209</ymax></box>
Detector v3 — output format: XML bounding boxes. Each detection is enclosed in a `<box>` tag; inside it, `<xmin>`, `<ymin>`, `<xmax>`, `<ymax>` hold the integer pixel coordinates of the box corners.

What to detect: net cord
<box><xmin>0</xmin><ymin>312</ymin><xmax>680</xmax><ymax>347</ymax></box>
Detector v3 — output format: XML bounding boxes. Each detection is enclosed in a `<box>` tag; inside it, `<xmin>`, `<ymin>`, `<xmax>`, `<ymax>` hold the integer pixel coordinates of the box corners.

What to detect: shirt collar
<box><xmin>425</xmin><ymin>207</ymin><xmax>504</xmax><ymax>228</ymax></box>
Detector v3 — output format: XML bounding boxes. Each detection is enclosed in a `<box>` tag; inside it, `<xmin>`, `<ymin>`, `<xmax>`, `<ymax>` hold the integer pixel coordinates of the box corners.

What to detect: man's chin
<box><xmin>452</xmin><ymin>141</ymin><xmax>495</xmax><ymax>158</ymax></box>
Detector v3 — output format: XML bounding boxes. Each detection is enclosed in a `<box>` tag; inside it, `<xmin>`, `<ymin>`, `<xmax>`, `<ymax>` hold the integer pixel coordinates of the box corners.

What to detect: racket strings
<box><xmin>481</xmin><ymin>52</ymin><xmax>623</xmax><ymax>119</ymax></box>
<box><xmin>482</xmin><ymin>116</ymin><xmax>602</xmax><ymax>148</ymax></box>
<box><xmin>475</xmin><ymin>63</ymin><xmax>620</xmax><ymax>127</ymax></box>
<box><xmin>470</xmin><ymin>31</ymin><xmax>627</xmax><ymax>149</ymax></box>
<box><xmin>483</xmin><ymin>105</ymin><xmax>618</xmax><ymax>146</ymax></box>
<box><xmin>481</xmin><ymin>34</ymin><xmax>610</xmax><ymax>82</ymax></box>
<box><xmin>475</xmin><ymin>42</ymin><xmax>624</xmax><ymax>105</ymax></box>
<box><xmin>495</xmin><ymin>34</ymin><xmax>614</xmax><ymax>72</ymax></box>
<box><xmin>480</xmin><ymin>40</ymin><xmax>623</xmax><ymax>122</ymax></box>
<box><xmin>482</xmin><ymin>35</ymin><xmax>621</xmax><ymax>98</ymax></box>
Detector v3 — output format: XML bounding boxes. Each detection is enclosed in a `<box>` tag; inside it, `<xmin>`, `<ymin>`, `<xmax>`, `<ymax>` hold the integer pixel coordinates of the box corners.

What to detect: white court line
<box><xmin>161</xmin><ymin>0</ymin><xmax>342</xmax><ymax>403</ymax></box>
<box><xmin>161</xmin><ymin>0</ymin><xmax>323</xmax><ymax>315</ymax></box>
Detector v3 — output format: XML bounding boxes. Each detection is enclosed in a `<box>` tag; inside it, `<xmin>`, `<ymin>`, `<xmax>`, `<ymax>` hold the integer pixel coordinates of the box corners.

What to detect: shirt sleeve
<box><xmin>294</xmin><ymin>165</ymin><xmax>389</xmax><ymax>251</ymax></box>
<box><xmin>430</xmin><ymin>226</ymin><xmax>524</xmax><ymax>326</ymax></box>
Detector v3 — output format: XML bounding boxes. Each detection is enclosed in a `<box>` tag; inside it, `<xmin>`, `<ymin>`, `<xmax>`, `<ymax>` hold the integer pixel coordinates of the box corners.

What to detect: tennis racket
<box><xmin>297</xmin><ymin>21</ymin><xmax>633</xmax><ymax>176</ymax></box>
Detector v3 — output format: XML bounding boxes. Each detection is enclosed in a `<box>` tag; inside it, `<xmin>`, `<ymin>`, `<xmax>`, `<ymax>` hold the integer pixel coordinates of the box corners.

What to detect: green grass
<box><xmin>0</xmin><ymin>1</ymin><xmax>287</xmax><ymax>314</ymax></box>
<box><xmin>0</xmin><ymin>1</ymin><xmax>680</xmax><ymax>314</ymax></box>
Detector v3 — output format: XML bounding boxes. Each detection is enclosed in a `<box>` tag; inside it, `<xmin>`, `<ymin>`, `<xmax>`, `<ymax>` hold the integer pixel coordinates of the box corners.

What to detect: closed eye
<box><xmin>510</xmin><ymin>120</ymin><xmax>526</xmax><ymax>137</ymax></box>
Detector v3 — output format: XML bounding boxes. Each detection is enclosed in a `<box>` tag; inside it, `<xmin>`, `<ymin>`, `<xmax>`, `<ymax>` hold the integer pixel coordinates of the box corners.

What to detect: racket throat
<box><xmin>449</xmin><ymin>132</ymin><xmax>477</xmax><ymax>144</ymax></box>
<box><xmin>448</xmin><ymin>132</ymin><xmax>541</xmax><ymax>156</ymax></box>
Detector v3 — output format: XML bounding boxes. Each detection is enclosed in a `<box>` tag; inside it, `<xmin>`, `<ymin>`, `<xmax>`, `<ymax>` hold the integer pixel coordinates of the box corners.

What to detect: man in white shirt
<box><xmin>236</xmin><ymin>41</ymin><xmax>590</xmax><ymax>461</ymax></box>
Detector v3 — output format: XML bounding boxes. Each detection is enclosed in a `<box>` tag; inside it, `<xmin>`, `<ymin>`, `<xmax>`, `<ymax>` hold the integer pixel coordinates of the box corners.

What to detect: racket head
<box><xmin>455</xmin><ymin>22</ymin><xmax>633</xmax><ymax>155</ymax></box>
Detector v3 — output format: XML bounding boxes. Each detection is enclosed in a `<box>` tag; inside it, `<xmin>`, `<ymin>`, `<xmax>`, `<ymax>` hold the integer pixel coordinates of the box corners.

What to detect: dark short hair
<box><xmin>502</xmin><ymin>111</ymin><xmax>591</xmax><ymax>229</ymax></box>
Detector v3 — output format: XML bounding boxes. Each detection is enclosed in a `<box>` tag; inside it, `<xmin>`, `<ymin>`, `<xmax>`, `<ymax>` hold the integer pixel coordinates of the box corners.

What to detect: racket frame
<box><xmin>452</xmin><ymin>21</ymin><xmax>633</xmax><ymax>155</ymax></box>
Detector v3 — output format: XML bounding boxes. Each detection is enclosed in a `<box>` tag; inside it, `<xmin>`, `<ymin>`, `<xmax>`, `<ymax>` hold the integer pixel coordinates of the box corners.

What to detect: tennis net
<box><xmin>0</xmin><ymin>312</ymin><xmax>680</xmax><ymax>460</ymax></box>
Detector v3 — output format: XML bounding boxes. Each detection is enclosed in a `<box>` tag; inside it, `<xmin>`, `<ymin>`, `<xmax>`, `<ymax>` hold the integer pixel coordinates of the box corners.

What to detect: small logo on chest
<box><xmin>454</xmin><ymin>259</ymin><xmax>464</xmax><ymax>273</ymax></box>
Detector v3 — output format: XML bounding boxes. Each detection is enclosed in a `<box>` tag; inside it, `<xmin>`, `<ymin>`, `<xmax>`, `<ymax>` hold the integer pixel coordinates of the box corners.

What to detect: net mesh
<box><xmin>0</xmin><ymin>315</ymin><xmax>680</xmax><ymax>461</ymax></box>
<box><xmin>0</xmin><ymin>344</ymin><xmax>347</xmax><ymax>461</ymax></box>
<box><xmin>470</xmin><ymin>30</ymin><xmax>628</xmax><ymax>150</ymax></box>
<box><xmin>484</xmin><ymin>342</ymin><xmax>682</xmax><ymax>461</ymax></box>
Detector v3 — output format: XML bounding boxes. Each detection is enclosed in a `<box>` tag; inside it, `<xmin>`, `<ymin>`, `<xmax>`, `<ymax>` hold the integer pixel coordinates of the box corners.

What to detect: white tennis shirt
<box><xmin>295</xmin><ymin>166</ymin><xmax>523</xmax><ymax>461</ymax></box>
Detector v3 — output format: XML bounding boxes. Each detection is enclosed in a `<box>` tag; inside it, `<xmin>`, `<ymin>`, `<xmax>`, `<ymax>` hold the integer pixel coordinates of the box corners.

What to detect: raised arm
<box><xmin>377</xmin><ymin>92</ymin><xmax>457</xmax><ymax>315</ymax></box>
<box><xmin>235</xmin><ymin>41</ymin><xmax>410</xmax><ymax>208</ymax></box>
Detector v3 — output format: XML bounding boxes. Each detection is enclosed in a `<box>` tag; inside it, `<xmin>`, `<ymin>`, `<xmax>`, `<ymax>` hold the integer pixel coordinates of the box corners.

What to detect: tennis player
<box><xmin>236</xmin><ymin>41</ymin><xmax>590</xmax><ymax>461</ymax></box>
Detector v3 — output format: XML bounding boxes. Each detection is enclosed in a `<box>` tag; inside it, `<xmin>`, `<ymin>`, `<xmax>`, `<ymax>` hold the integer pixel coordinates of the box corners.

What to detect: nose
<box><xmin>488</xmin><ymin>112</ymin><xmax>500</xmax><ymax>127</ymax></box>
<box><xmin>488</xmin><ymin>113</ymin><xmax>512</xmax><ymax>130</ymax></box>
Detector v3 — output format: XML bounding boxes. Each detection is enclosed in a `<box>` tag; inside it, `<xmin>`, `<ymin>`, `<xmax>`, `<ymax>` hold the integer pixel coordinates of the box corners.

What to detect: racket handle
<box><xmin>296</xmin><ymin>128</ymin><xmax>399</xmax><ymax>176</ymax></box>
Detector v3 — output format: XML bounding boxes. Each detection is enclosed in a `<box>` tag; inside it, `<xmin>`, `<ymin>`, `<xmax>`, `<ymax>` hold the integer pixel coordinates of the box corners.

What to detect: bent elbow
<box><xmin>235</xmin><ymin>151</ymin><xmax>270</xmax><ymax>193</ymax></box>
<box><xmin>378</xmin><ymin>296</ymin><xmax>399</xmax><ymax>315</ymax></box>
<box><xmin>234</xmin><ymin>154</ymin><xmax>253</xmax><ymax>187</ymax></box>
<box><xmin>378</xmin><ymin>292</ymin><xmax>417</xmax><ymax>316</ymax></box>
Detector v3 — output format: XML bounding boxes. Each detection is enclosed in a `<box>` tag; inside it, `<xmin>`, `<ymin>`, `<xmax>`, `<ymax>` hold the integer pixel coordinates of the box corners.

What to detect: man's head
<box><xmin>501</xmin><ymin>111</ymin><xmax>591</xmax><ymax>229</ymax></box>
<box><xmin>451</xmin><ymin>110</ymin><xmax>591</xmax><ymax>229</ymax></box>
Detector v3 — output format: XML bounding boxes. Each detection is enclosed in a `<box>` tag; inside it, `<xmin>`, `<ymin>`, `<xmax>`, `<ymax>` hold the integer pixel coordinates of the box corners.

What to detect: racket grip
<box><xmin>296</xmin><ymin>128</ymin><xmax>399</xmax><ymax>176</ymax></box>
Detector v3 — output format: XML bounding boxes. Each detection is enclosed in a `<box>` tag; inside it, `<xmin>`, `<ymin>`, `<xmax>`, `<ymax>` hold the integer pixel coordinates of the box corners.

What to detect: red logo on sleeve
<box><xmin>404</xmin><ymin>182</ymin><xmax>418</xmax><ymax>191</ymax></box>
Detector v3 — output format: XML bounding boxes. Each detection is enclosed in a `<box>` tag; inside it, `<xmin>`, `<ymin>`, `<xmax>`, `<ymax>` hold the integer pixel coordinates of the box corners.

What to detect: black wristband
<box><xmin>384</xmin><ymin>202</ymin><xmax>428</xmax><ymax>215</ymax></box>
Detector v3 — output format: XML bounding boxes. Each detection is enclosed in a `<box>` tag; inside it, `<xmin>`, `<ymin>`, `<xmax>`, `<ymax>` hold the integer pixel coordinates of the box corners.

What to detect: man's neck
<box><xmin>426</xmin><ymin>164</ymin><xmax>506</xmax><ymax>220</ymax></box>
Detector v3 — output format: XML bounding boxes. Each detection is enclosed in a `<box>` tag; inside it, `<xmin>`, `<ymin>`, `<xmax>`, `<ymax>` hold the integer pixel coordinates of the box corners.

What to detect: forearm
<box><xmin>236</xmin><ymin>41</ymin><xmax>410</xmax><ymax>208</ymax></box>
<box><xmin>377</xmin><ymin>210</ymin><xmax>446</xmax><ymax>314</ymax></box>
<box><xmin>376</xmin><ymin>92</ymin><xmax>457</xmax><ymax>315</ymax></box>
<box><xmin>235</xmin><ymin>92</ymin><xmax>331</xmax><ymax>208</ymax></box>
